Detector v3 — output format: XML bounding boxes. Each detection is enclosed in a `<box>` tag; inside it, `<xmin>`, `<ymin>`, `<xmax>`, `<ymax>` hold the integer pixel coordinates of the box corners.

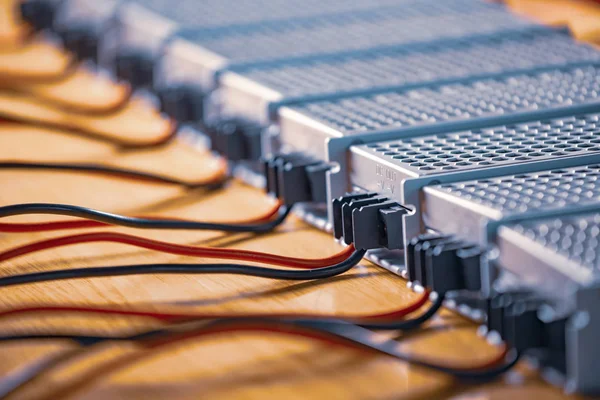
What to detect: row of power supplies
<box><xmin>17</xmin><ymin>0</ymin><xmax>600</xmax><ymax>394</ymax></box>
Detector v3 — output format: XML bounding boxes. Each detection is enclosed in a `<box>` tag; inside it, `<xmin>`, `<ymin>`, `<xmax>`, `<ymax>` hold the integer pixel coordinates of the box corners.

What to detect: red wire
<box><xmin>0</xmin><ymin>232</ymin><xmax>354</xmax><ymax>268</ymax></box>
<box><xmin>31</xmin><ymin>324</ymin><xmax>372</xmax><ymax>400</ymax></box>
<box><xmin>0</xmin><ymin>291</ymin><xmax>429</xmax><ymax>323</ymax></box>
<box><xmin>0</xmin><ymin>201</ymin><xmax>282</xmax><ymax>233</ymax></box>
<box><xmin>32</xmin><ymin>321</ymin><xmax>510</xmax><ymax>400</ymax></box>
<box><xmin>142</xmin><ymin>322</ymin><xmax>509</xmax><ymax>373</ymax></box>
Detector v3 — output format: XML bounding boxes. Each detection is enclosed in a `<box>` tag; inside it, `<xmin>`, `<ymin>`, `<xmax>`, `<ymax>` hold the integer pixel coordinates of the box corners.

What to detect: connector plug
<box><xmin>333</xmin><ymin>193</ymin><xmax>410</xmax><ymax>250</ymax></box>
<box><xmin>56</xmin><ymin>25</ymin><xmax>99</xmax><ymax>62</ymax></box>
<box><xmin>265</xmin><ymin>153</ymin><xmax>330</xmax><ymax>206</ymax></box>
<box><xmin>406</xmin><ymin>234</ymin><xmax>453</xmax><ymax>284</ymax></box>
<box><xmin>486</xmin><ymin>295</ymin><xmax>567</xmax><ymax>371</ymax></box>
<box><xmin>157</xmin><ymin>86</ymin><xmax>206</xmax><ymax>123</ymax></box>
<box><xmin>406</xmin><ymin>235</ymin><xmax>483</xmax><ymax>295</ymax></box>
<box><xmin>115</xmin><ymin>51</ymin><xmax>155</xmax><ymax>89</ymax></box>
<box><xmin>210</xmin><ymin>119</ymin><xmax>263</xmax><ymax>162</ymax></box>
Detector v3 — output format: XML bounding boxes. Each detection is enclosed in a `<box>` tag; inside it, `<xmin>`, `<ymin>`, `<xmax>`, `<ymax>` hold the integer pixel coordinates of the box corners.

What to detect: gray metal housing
<box><xmin>348</xmin><ymin>113</ymin><xmax>600</xmax><ymax>261</ymax></box>
<box><xmin>497</xmin><ymin>213</ymin><xmax>600</xmax><ymax>394</ymax></box>
<box><xmin>218</xmin><ymin>28</ymin><xmax>600</xmax><ymax>124</ymax></box>
<box><xmin>424</xmin><ymin>164</ymin><xmax>600</xmax><ymax>246</ymax></box>
<box><xmin>155</xmin><ymin>0</ymin><xmax>534</xmax><ymax>92</ymax></box>
<box><xmin>278</xmin><ymin>64</ymin><xmax>600</xmax><ymax>223</ymax></box>
<box><xmin>349</xmin><ymin>120</ymin><xmax>600</xmax><ymax>395</ymax></box>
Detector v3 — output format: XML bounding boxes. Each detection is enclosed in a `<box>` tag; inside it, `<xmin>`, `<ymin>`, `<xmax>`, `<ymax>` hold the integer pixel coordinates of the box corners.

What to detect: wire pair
<box><xmin>0</xmin><ymin>302</ymin><xmax>518</xmax><ymax>399</ymax></box>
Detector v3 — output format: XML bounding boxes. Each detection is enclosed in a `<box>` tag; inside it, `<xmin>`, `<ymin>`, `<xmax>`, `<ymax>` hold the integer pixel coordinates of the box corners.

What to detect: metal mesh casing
<box><xmin>136</xmin><ymin>0</ymin><xmax>457</xmax><ymax>28</ymax></box>
<box><xmin>503</xmin><ymin>213</ymin><xmax>600</xmax><ymax>272</ymax></box>
<box><xmin>228</xmin><ymin>30</ymin><xmax>600</xmax><ymax>98</ymax></box>
<box><xmin>284</xmin><ymin>65</ymin><xmax>600</xmax><ymax>138</ymax></box>
<box><xmin>219</xmin><ymin>29</ymin><xmax>600</xmax><ymax>122</ymax></box>
<box><xmin>182</xmin><ymin>9</ymin><xmax>531</xmax><ymax>63</ymax></box>
<box><xmin>422</xmin><ymin>164</ymin><xmax>600</xmax><ymax>245</ymax></box>
<box><xmin>279</xmin><ymin>65</ymin><xmax>600</xmax><ymax>228</ymax></box>
<box><xmin>348</xmin><ymin>113</ymin><xmax>600</xmax><ymax>246</ymax></box>
<box><xmin>158</xmin><ymin>3</ymin><xmax>538</xmax><ymax>91</ymax></box>
<box><xmin>356</xmin><ymin>114</ymin><xmax>600</xmax><ymax>177</ymax></box>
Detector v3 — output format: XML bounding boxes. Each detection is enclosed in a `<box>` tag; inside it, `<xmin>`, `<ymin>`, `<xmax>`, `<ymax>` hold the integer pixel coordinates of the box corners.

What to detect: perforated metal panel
<box><xmin>357</xmin><ymin>114</ymin><xmax>600</xmax><ymax>176</ymax></box>
<box><xmin>136</xmin><ymin>0</ymin><xmax>438</xmax><ymax>28</ymax></box>
<box><xmin>183</xmin><ymin>9</ymin><xmax>535</xmax><ymax>63</ymax></box>
<box><xmin>507</xmin><ymin>213</ymin><xmax>600</xmax><ymax>271</ymax></box>
<box><xmin>288</xmin><ymin>65</ymin><xmax>600</xmax><ymax>136</ymax></box>
<box><xmin>430</xmin><ymin>164</ymin><xmax>600</xmax><ymax>216</ymax></box>
<box><xmin>422</xmin><ymin>163</ymin><xmax>600</xmax><ymax>248</ymax></box>
<box><xmin>230</xmin><ymin>30</ymin><xmax>600</xmax><ymax>98</ymax></box>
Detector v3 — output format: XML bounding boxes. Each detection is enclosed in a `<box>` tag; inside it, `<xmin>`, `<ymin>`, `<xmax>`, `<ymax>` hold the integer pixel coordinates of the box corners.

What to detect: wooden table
<box><xmin>0</xmin><ymin>0</ymin><xmax>599</xmax><ymax>398</ymax></box>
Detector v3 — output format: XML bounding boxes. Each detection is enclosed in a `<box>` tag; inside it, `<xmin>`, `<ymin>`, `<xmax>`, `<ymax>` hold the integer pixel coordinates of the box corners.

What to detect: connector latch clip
<box><xmin>332</xmin><ymin>192</ymin><xmax>410</xmax><ymax>251</ymax></box>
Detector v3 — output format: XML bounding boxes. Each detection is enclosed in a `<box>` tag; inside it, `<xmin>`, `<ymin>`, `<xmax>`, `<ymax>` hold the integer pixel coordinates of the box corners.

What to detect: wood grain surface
<box><xmin>0</xmin><ymin>0</ymin><xmax>599</xmax><ymax>399</ymax></box>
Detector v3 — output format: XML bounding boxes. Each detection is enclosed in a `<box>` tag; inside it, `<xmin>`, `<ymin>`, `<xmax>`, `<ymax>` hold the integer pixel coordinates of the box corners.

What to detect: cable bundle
<box><xmin>0</xmin><ymin>298</ymin><xmax>519</xmax><ymax>399</ymax></box>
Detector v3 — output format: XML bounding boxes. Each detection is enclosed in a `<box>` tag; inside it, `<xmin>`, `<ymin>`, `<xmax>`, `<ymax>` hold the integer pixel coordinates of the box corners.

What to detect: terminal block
<box><xmin>265</xmin><ymin>154</ymin><xmax>331</xmax><ymax>207</ymax></box>
<box><xmin>332</xmin><ymin>193</ymin><xmax>410</xmax><ymax>251</ymax></box>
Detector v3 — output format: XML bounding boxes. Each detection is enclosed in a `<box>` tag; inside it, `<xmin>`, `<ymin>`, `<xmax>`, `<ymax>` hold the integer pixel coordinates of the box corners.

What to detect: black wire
<box><xmin>0</xmin><ymin>249</ymin><xmax>366</xmax><ymax>288</ymax></box>
<box><xmin>0</xmin><ymin>317</ymin><xmax>519</xmax><ymax>381</ymax></box>
<box><xmin>0</xmin><ymin>161</ymin><xmax>222</xmax><ymax>189</ymax></box>
<box><xmin>306</xmin><ymin>320</ymin><xmax>520</xmax><ymax>381</ymax></box>
<box><xmin>0</xmin><ymin>203</ymin><xmax>292</xmax><ymax>232</ymax></box>
<box><xmin>358</xmin><ymin>294</ymin><xmax>444</xmax><ymax>330</ymax></box>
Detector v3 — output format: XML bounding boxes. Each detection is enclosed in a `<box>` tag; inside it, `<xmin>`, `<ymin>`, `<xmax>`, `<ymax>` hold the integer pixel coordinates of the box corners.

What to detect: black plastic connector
<box><xmin>264</xmin><ymin>153</ymin><xmax>330</xmax><ymax>206</ymax></box>
<box><xmin>332</xmin><ymin>192</ymin><xmax>377</xmax><ymax>239</ymax></box>
<box><xmin>56</xmin><ymin>25</ymin><xmax>100</xmax><ymax>62</ymax></box>
<box><xmin>20</xmin><ymin>0</ymin><xmax>57</xmax><ymax>31</ymax></box>
<box><xmin>406</xmin><ymin>234</ymin><xmax>453</xmax><ymax>284</ymax></box>
<box><xmin>486</xmin><ymin>294</ymin><xmax>567</xmax><ymax>371</ymax></box>
<box><xmin>406</xmin><ymin>234</ymin><xmax>483</xmax><ymax>294</ymax></box>
<box><xmin>157</xmin><ymin>86</ymin><xmax>206</xmax><ymax>123</ymax></box>
<box><xmin>209</xmin><ymin>119</ymin><xmax>263</xmax><ymax>162</ymax></box>
<box><xmin>115</xmin><ymin>51</ymin><xmax>155</xmax><ymax>89</ymax></box>
<box><xmin>332</xmin><ymin>192</ymin><xmax>410</xmax><ymax>250</ymax></box>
